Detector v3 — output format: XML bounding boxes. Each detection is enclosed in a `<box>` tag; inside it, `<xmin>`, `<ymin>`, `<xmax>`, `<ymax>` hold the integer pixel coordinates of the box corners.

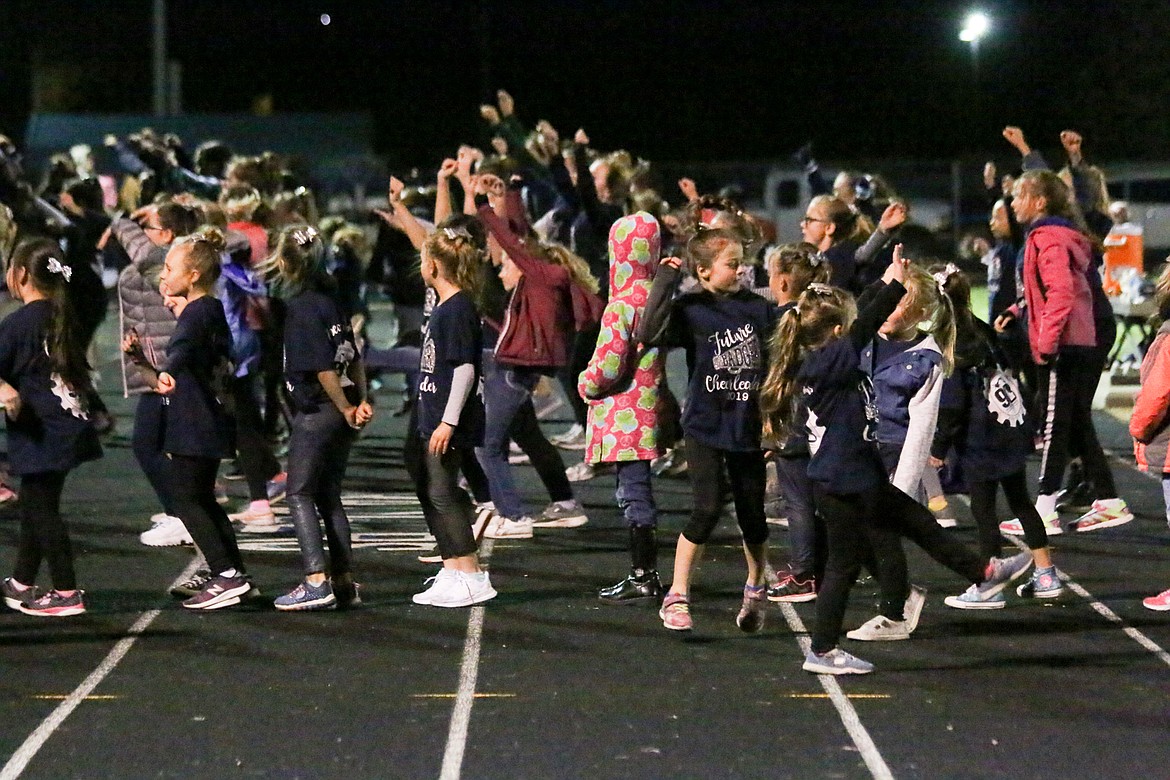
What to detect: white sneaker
<box><xmin>550</xmin><ymin>423</ymin><xmax>585</xmax><ymax>446</ymax></box>
<box><xmin>533</xmin><ymin>500</ymin><xmax>589</xmax><ymax>528</ymax></box>
<box><xmin>412</xmin><ymin>569</ymin><xmax>459</xmax><ymax>605</ymax></box>
<box><xmin>471</xmin><ymin>504</ymin><xmax>495</xmax><ymax>540</ymax></box>
<box><xmin>149</xmin><ymin>511</ymin><xmax>172</xmax><ymax>525</ymax></box>
<box><xmin>459</xmin><ymin>571</ymin><xmax>497</xmax><ymax>605</ymax></box>
<box><xmin>999</xmin><ymin>511</ymin><xmax>1062</xmax><ymax>537</ymax></box>
<box><xmin>484</xmin><ymin>516</ymin><xmax>534</xmax><ymax>539</ymax></box>
<box><xmin>564</xmin><ymin>461</ymin><xmax>596</xmax><ymax>482</ymax></box>
<box><xmin>552</xmin><ymin>423</ymin><xmax>587</xmax><ymax>450</ymax></box>
<box><xmin>846</xmin><ymin>615</ymin><xmax>911</xmax><ymax>641</ymax></box>
<box><xmin>413</xmin><ymin>570</ymin><xmax>497</xmax><ymax>608</ymax></box>
<box><xmin>229</xmin><ymin>506</ymin><xmax>282</xmax><ymax>533</ymax></box>
<box><xmin>904</xmin><ymin>584</ymin><xmax>928</xmax><ymax>634</ymax></box>
<box><xmin>139</xmin><ymin>515</ymin><xmax>193</xmax><ymax>547</ymax></box>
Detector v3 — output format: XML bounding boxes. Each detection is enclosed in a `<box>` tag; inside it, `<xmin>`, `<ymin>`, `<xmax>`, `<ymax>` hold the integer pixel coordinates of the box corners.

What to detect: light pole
<box><xmin>959</xmin><ymin>11</ymin><xmax>991</xmax><ymax>81</ymax></box>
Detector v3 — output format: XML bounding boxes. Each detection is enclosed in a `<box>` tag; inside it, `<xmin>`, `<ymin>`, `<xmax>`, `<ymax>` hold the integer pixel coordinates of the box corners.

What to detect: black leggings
<box><xmin>132</xmin><ymin>393</ymin><xmax>177</xmax><ymax>516</ymax></box>
<box><xmin>13</xmin><ymin>471</ymin><xmax>74</xmax><ymax>590</ymax></box>
<box><xmin>231</xmin><ymin>375</ymin><xmax>282</xmax><ymax>501</ymax></box>
<box><xmin>405</xmin><ymin>426</ymin><xmax>478</xmax><ymax>560</ymax></box>
<box><xmin>556</xmin><ymin>324</ymin><xmax>600</xmax><ymax>427</ymax></box>
<box><xmin>681</xmin><ymin>436</ymin><xmax>768</xmax><ymax>546</ymax></box>
<box><xmin>1035</xmin><ymin>347</ymin><xmax>1117</xmax><ymax>498</ymax></box>
<box><xmin>812</xmin><ymin>482</ymin><xmax>986</xmax><ymax>654</ymax></box>
<box><xmin>286</xmin><ymin>405</ymin><xmax>357</xmax><ymax>577</ymax></box>
<box><xmin>168</xmin><ymin>455</ymin><xmax>244</xmax><ymax>575</ymax></box>
<box><xmin>511</xmin><ymin>397</ymin><xmax>574</xmax><ymax>504</ymax></box>
<box><xmin>969</xmin><ymin>470</ymin><xmax>1048</xmax><ymax>559</ymax></box>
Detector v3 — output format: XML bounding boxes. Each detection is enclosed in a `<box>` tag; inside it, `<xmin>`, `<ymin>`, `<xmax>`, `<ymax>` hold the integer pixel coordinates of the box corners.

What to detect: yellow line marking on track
<box><xmin>787</xmin><ymin>694</ymin><xmax>890</xmax><ymax>700</ymax></box>
<box><xmin>30</xmin><ymin>695</ymin><xmax>121</xmax><ymax>701</ymax></box>
<box><xmin>412</xmin><ymin>693</ymin><xmax>516</xmax><ymax>699</ymax></box>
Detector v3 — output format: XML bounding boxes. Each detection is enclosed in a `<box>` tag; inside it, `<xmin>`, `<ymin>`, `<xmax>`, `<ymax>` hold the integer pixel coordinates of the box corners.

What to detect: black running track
<box><xmin>2</xmin><ymin>359</ymin><xmax>1169</xmax><ymax>779</ymax></box>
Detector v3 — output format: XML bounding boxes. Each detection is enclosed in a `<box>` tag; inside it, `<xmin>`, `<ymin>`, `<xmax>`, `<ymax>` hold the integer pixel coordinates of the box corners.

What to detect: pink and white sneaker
<box><xmin>999</xmin><ymin>512</ymin><xmax>1062</xmax><ymax>536</ymax></box>
<box><xmin>1072</xmin><ymin>499</ymin><xmax>1134</xmax><ymax>532</ymax></box>
<box><xmin>1142</xmin><ymin>589</ymin><xmax>1170</xmax><ymax>611</ymax></box>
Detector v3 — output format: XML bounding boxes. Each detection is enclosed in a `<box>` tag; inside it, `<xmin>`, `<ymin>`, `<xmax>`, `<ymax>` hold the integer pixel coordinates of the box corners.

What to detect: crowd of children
<box><xmin>0</xmin><ymin>108</ymin><xmax>1165</xmax><ymax>675</ymax></box>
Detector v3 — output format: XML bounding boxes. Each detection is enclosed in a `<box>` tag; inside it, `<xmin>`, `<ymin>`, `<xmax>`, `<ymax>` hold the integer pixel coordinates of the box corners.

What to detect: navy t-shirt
<box><xmin>799</xmin><ymin>281</ymin><xmax>906</xmax><ymax>494</ymax></box>
<box><xmin>162</xmin><ymin>295</ymin><xmax>234</xmax><ymax>458</ymax></box>
<box><xmin>0</xmin><ymin>300</ymin><xmax>102</xmax><ymax>474</ymax></box>
<box><xmin>283</xmin><ymin>288</ymin><xmax>360</xmax><ymax>413</ymax></box>
<box><xmin>665</xmin><ymin>287</ymin><xmax>778</xmax><ymax>452</ymax></box>
<box><xmin>416</xmin><ymin>291</ymin><xmax>485</xmax><ymax>448</ymax></box>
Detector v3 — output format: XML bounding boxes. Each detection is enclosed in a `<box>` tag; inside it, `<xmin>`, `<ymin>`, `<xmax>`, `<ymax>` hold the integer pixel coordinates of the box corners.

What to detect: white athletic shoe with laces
<box><xmin>139</xmin><ymin>515</ymin><xmax>193</xmax><ymax>547</ymax></box>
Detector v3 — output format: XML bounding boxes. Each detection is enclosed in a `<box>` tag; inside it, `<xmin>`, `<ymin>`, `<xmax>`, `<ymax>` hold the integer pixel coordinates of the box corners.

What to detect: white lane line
<box><xmin>438</xmin><ymin>538</ymin><xmax>495</xmax><ymax>780</ymax></box>
<box><xmin>777</xmin><ymin>604</ymin><xmax>895</xmax><ymax>780</ymax></box>
<box><xmin>1058</xmin><ymin>576</ymin><xmax>1170</xmax><ymax>667</ymax></box>
<box><xmin>953</xmin><ymin>493</ymin><xmax>1170</xmax><ymax>670</ymax></box>
<box><xmin>1</xmin><ymin>558</ymin><xmax>202</xmax><ymax>780</ymax></box>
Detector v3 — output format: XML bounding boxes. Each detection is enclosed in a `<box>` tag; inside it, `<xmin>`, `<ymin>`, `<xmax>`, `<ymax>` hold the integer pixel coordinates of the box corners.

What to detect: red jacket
<box><xmin>1017</xmin><ymin>221</ymin><xmax>1097</xmax><ymax>363</ymax></box>
<box><xmin>478</xmin><ymin>203</ymin><xmax>574</xmax><ymax>370</ymax></box>
<box><xmin>1132</xmin><ymin>322</ymin><xmax>1170</xmax><ymax>474</ymax></box>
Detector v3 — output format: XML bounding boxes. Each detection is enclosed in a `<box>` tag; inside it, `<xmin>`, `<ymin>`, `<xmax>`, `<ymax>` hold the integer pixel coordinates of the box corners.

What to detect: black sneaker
<box><xmin>181</xmin><ymin>574</ymin><xmax>251</xmax><ymax>611</ymax></box>
<box><xmin>333</xmin><ymin>579</ymin><xmax>363</xmax><ymax>610</ymax></box>
<box><xmin>170</xmin><ymin>569</ymin><xmax>211</xmax><ymax>599</ymax></box>
<box><xmin>767</xmin><ymin>576</ymin><xmax>817</xmax><ymax>603</ymax></box>
<box><xmin>598</xmin><ymin>569</ymin><xmax>663</xmax><ymax>605</ymax></box>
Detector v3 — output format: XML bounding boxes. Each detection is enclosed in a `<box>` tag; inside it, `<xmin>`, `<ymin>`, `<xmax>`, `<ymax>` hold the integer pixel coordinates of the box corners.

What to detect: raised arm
<box><xmin>110</xmin><ymin>214</ymin><xmax>163</xmax><ymax>268</ymax></box>
<box><xmin>572</xmin><ymin>129</ymin><xmax>610</xmax><ymax>232</ymax></box>
<box><xmin>373</xmin><ymin>176</ymin><xmax>428</xmax><ymax>252</ymax></box>
<box><xmin>850</xmin><ymin>245</ymin><xmax>909</xmax><ymax>349</ymax></box>
<box><xmin>855</xmin><ymin>201</ymin><xmax>907</xmax><ymax>266</ymax></box>
<box><xmin>434</xmin><ymin>158</ymin><xmax>458</xmax><ymax>226</ymax></box>
<box><xmin>634</xmin><ymin>257</ymin><xmax>682</xmax><ymax>346</ymax></box>
<box><xmin>475</xmin><ymin>197</ymin><xmax>564</xmax><ymax>287</ymax></box>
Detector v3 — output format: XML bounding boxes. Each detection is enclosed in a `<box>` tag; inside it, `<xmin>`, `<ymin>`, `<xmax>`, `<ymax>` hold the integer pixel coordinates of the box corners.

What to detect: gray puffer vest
<box><xmin>117</xmin><ymin>249</ymin><xmax>177</xmax><ymax>396</ymax></box>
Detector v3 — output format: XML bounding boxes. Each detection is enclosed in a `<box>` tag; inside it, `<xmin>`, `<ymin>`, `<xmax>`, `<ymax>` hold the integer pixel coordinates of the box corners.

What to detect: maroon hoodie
<box><xmin>478</xmin><ymin>202</ymin><xmax>574</xmax><ymax>370</ymax></box>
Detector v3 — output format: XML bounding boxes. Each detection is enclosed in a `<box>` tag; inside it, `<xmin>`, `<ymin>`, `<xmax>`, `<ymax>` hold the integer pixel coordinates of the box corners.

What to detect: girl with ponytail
<box><xmin>268</xmin><ymin>224</ymin><xmax>372</xmax><ymax>611</ymax></box>
<box><xmin>759</xmin><ymin>247</ymin><xmax>1033</xmax><ymax>675</ymax></box>
<box><xmin>0</xmin><ymin>238</ymin><xmax>102</xmax><ymax>617</ymax></box>
<box><xmin>145</xmin><ymin>226</ymin><xmax>250</xmax><ymax>610</ymax></box>
<box><xmin>408</xmin><ymin>225</ymin><xmax>496</xmax><ymax>607</ymax></box>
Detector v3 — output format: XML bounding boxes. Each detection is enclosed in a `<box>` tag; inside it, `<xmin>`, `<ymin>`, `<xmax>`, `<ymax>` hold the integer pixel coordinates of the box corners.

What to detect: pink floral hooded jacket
<box><xmin>577</xmin><ymin>213</ymin><xmax>666</xmax><ymax>463</ymax></box>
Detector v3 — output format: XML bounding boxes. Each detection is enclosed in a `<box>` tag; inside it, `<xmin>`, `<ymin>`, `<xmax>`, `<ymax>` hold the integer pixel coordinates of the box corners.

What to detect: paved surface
<box><xmin>1</xmin><ymin>312</ymin><xmax>1169</xmax><ymax>780</ymax></box>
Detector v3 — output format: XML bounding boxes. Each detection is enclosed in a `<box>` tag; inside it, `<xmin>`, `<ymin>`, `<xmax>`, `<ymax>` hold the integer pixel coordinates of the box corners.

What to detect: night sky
<box><xmin>2</xmin><ymin>0</ymin><xmax>1169</xmax><ymax>168</ymax></box>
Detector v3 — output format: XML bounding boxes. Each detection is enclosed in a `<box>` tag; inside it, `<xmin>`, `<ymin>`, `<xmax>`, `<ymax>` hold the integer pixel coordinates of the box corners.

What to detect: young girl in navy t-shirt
<box><xmin>760</xmin><ymin>248</ymin><xmax>1033</xmax><ymax>675</ymax></box>
<box><xmin>409</xmin><ymin>224</ymin><xmax>496</xmax><ymax>608</ymax></box>
<box><xmin>0</xmin><ymin>239</ymin><xmax>101</xmax><ymax>617</ymax></box>
<box><xmin>928</xmin><ymin>265</ymin><xmax>1061</xmax><ymax>608</ymax></box>
<box><xmin>637</xmin><ymin>227</ymin><xmax>778</xmax><ymax>633</ymax></box>
<box><xmin>845</xmin><ymin>263</ymin><xmax>956</xmax><ymax>641</ymax></box>
<box><xmin>268</xmin><ymin>225</ymin><xmax>372</xmax><ymax>611</ymax></box>
<box><xmin>147</xmin><ymin>227</ymin><xmax>248</xmax><ymax>610</ymax></box>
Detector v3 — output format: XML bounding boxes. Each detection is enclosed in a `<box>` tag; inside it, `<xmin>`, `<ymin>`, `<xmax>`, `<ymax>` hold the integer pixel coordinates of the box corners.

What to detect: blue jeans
<box><xmin>775</xmin><ymin>455</ymin><xmax>821</xmax><ymax>581</ymax></box>
<box><xmin>616</xmin><ymin>460</ymin><xmax>656</xmax><ymax>528</ymax></box>
<box><xmin>474</xmin><ymin>353</ymin><xmax>571</xmax><ymax>521</ymax></box>
<box><xmin>363</xmin><ymin>344</ymin><xmax>420</xmax><ymax>399</ymax></box>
